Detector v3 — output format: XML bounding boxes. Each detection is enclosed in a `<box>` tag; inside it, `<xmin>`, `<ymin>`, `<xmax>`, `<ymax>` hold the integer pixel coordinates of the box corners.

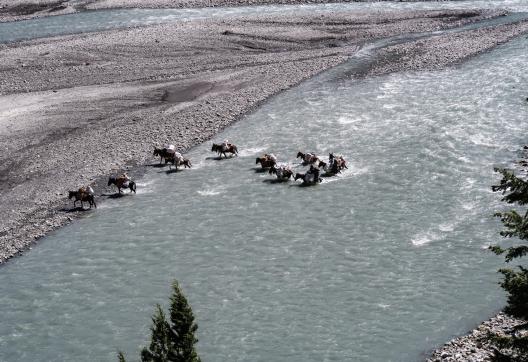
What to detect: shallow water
<box><xmin>2</xmin><ymin>0</ymin><xmax>528</xmax><ymax>43</ymax></box>
<box><xmin>1</xmin><ymin>16</ymin><xmax>528</xmax><ymax>360</ymax></box>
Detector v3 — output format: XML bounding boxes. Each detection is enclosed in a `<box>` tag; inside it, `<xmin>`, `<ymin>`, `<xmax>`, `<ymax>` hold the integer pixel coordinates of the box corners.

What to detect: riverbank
<box><xmin>3</xmin><ymin>9</ymin><xmax>526</xmax><ymax>264</ymax></box>
<box><xmin>427</xmin><ymin>313</ymin><xmax>526</xmax><ymax>361</ymax></box>
<box><xmin>0</xmin><ymin>0</ymin><xmax>456</xmax><ymax>23</ymax></box>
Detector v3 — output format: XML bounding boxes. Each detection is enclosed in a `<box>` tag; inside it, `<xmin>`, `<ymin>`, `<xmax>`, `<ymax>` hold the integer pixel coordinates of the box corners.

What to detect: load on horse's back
<box><xmin>211</xmin><ymin>140</ymin><xmax>238</xmax><ymax>158</ymax></box>
<box><xmin>68</xmin><ymin>185</ymin><xmax>96</xmax><ymax>209</ymax></box>
<box><xmin>256</xmin><ymin>153</ymin><xmax>277</xmax><ymax>169</ymax></box>
<box><xmin>153</xmin><ymin>144</ymin><xmax>177</xmax><ymax>164</ymax></box>
<box><xmin>269</xmin><ymin>163</ymin><xmax>293</xmax><ymax>181</ymax></box>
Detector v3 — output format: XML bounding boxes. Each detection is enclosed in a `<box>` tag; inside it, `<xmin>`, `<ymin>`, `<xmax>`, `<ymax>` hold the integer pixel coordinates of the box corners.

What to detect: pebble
<box><xmin>427</xmin><ymin>313</ymin><xmax>526</xmax><ymax>362</ymax></box>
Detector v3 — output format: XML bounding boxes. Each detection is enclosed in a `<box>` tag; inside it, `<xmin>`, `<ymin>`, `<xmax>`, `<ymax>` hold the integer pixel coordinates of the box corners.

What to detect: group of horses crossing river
<box><xmin>67</xmin><ymin>141</ymin><xmax>348</xmax><ymax>210</ymax></box>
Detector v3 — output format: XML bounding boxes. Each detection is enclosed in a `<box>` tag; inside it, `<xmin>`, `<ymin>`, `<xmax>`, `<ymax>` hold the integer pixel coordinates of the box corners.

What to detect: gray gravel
<box><xmin>0</xmin><ymin>1</ymin><xmax>451</xmax><ymax>23</ymax></box>
<box><xmin>427</xmin><ymin>313</ymin><xmax>527</xmax><ymax>362</ymax></box>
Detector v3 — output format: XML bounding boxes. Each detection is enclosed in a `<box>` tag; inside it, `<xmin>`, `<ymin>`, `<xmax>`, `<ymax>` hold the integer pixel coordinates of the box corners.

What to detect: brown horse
<box><xmin>68</xmin><ymin>190</ymin><xmax>96</xmax><ymax>209</ymax></box>
<box><xmin>296</xmin><ymin>151</ymin><xmax>322</xmax><ymax>166</ymax></box>
<box><xmin>108</xmin><ymin>176</ymin><xmax>136</xmax><ymax>194</ymax></box>
<box><xmin>269</xmin><ymin>165</ymin><xmax>293</xmax><ymax>180</ymax></box>
<box><xmin>256</xmin><ymin>155</ymin><xmax>276</xmax><ymax>169</ymax></box>
<box><xmin>211</xmin><ymin>143</ymin><xmax>238</xmax><ymax>158</ymax></box>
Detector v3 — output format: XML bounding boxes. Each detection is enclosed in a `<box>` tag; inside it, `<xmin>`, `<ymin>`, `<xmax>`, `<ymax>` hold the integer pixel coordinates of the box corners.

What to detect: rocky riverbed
<box><xmin>0</xmin><ymin>0</ymin><xmax>455</xmax><ymax>23</ymax></box>
<box><xmin>427</xmin><ymin>313</ymin><xmax>527</xmax><ymax>361</ymax></box>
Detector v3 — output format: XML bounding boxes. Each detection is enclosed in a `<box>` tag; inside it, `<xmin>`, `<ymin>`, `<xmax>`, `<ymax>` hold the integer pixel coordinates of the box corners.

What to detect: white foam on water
<box><xmin>411</xmin><ymin>230</ymin><xmax>440</xmax><ymax>246</ymax></box>
<box><xmin>469</xmin><ymin>133</ymin><xmax>495</xmax><ymax>148</ymax></box>
<box><xmin>238</xmin><ymin>147</ymin><xmax>268</xmax><ymax>157</ymax></box>
<box><xmin>337</xmin><ymin>116</ymin><xmax>362</xmax><ymax>125</ymax></box>
<box><xmin>197</xmin><ymin>188</ymin><xmax>224</xmax><ymax>196</ymax></box>
<box><xmin>438</xmin><ymin>221</ymin><xmax>457</xmax><ymax>232</ymax></box>
<box><xmin>322</xmin><ymin>165</ymin><xmax>368</xmax><ymax>184</ymax></box>
<box><xmin>135</xmin><ymin>179</ymin><xmax>157</xmax><ymax>194</ymax></box>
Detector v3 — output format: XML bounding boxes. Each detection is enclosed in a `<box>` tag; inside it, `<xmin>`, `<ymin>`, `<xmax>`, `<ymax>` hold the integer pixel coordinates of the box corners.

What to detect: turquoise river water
<box><xmin>1</xmin><ymin>1</ymin><xmax>528</xmax><ymax>361</ymax></box>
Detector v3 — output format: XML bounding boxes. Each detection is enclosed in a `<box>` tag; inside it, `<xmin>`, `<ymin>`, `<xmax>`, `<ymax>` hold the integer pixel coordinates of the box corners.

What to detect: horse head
<box><xmin>256</xmin><ymin>157</ymin><xmax>261</xmax><ymax>165</ymax></box>
<box><xmin>107</xmin><ymin>177</ymin><xmax>115</xmax><ymax>186</ymax></box>
<box><xmin>296</xmin><ymin>151</ymin><xmax>304</xmax><ymax>159</ymax></box>
<box><xmin>211</xmin><ymin>144</ymin><xmax>218</xmax><ymax>152</ymax></box>
<box><xmin>318</xmin><ymin>160</ymin><xmax>327</xmax><ymax>169</ymax></box>
<box><xmin>68</xmin><ymin>191</ymin><xmax>76</xmax><ymax>199</ymax></box>
<box><xmin>153</xmin><ymin>147</ymin><xmax>160</xmax><ymax>156</ymax></box>
<box><xmin>294</xmin><ymin>173</ymin><xmax>303</xmax><ymax>181</ymax></box>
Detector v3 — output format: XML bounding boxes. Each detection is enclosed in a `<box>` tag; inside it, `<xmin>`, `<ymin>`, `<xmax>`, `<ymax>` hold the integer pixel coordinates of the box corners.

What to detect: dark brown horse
<box><xmin>294</xmin><ymin>166</ymin><xmax>322</xmax><ymax>185</ymax></box>
<box><xmin>256</xmin><ymin>155</ymin><xmax>276</xmax><ymax>169</ymax></box>
<box><xmin>153</xmin><ymin>147</ymin><xmax>174</xmax><ymax>164</ymax></box>
<box><xmin>329</xmin><ymin>153</ymin><xmax>348</xmax><ymax>171</ymax></box>
<box><xmin>211</xmin><ymin>143</ymin><xmax>238</xmax><ymax>158</ymax></box>
<box><xmin>68</xmin><ymin>190</ymin><xmax>96</xmax><ymax>208</ymax></box>
<box><xmin>108</xmin><ymin>176</ymin><xmax>136</xmax><ymax>194</ymax></box>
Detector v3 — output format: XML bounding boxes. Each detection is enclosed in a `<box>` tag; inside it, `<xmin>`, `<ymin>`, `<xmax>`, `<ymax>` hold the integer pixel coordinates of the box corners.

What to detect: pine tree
<box><xmin>166</xmin><ymin>281</ymin><xmax>200</xmax><ymax>362</ymax></box>
<box><xmin>118</xmin><ymin>281</ymin><xmax>201</xmax><ymax>362</ymax></box>
<box><xmin>491</xmin><ymin>168</ymin><xmax>528</xmax><ymax>318</ymax></box>
<box><xmin>489</xmin><ymin>168</ymin><xmax>528</xmax><ymax>361</ymax></box>
<box><xmin>141</xmin><ymin>305</ymin><xmax>173</xmax><ymax>362</ymax></box>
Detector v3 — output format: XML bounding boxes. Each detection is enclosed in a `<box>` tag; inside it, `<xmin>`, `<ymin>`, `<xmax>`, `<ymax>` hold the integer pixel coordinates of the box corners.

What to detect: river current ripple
<box><xmin>1</xmin><ymin>3</ymin><xmax>528</xmax><ymax>362</ymax></box>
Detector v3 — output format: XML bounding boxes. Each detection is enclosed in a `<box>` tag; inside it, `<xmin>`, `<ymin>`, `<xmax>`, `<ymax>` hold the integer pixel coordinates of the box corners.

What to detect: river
<box><xmin>1</xmin><ymin>1</ymin><xmax>528</xmax><ymax>361</ymax></box>
<box><xmin>2</xmin><ymin>0</ymin><xmax>528</xmax><ymax>43</ymax></box>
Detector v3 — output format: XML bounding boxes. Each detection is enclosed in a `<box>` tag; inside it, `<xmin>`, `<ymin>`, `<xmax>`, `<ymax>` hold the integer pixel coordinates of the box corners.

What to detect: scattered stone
<box><xmin>427</xmin><ymin>313</ymin><xmax>526</xmax><ymax>362</ymax></box>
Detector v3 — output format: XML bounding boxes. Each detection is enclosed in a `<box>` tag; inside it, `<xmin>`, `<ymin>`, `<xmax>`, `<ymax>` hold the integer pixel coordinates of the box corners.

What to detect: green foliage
<box><xmin>492</xmin><ymin>168</ymin><xmax>528</xmax><ymax>205</ymax></box>
<box><xmin>489</xmin><ymin>168</ymin><xmax>528</xmax><ymax>361</ymax></box>
<box><xmin>495</xmin><ymin>267</ymin><xmax>528</xmax><ymax>318</ymax></box>
<box><xmin>118</xmin><ymin>351</ymin><xmax>127</xmax><ymax>362</ymax></box>
<box><xmin>119</xmin><ymin>281</ymin><xmax>201</xmax><ymax>362</ymax></box>
<box><xmin>141</xmin><ymin>305</ymin><xmax>173</xmax><ymax>362</ymax></box>
<box><xmin>491</xmin><ymin>168</ymin><xmax>528</xmax><ymax>319</ymax></box>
